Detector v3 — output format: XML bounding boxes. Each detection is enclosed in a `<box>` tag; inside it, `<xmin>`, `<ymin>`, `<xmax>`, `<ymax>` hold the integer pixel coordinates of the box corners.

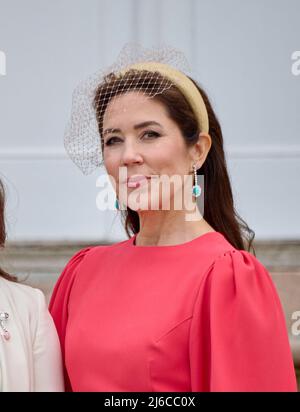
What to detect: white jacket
<box><xmin>0</xmin><ymin>276</ymin><xmax>64</xmax><ymax>391</ymax></box>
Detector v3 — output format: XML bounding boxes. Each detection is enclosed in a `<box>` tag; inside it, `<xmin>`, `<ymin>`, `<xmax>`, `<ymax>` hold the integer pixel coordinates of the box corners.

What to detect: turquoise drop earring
<box><xmin>115</xmin><ymin>198</ymin><xmax>120</xmax><ymax>210</ymax></box>
<box><xmin>192</xmin><ymin>164</ymin><xmax>201</xmax><ymax>198</ymax></box>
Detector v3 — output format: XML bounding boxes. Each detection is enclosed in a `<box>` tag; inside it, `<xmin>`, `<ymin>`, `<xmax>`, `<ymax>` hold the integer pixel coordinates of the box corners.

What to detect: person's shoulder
<box><xmin>193</xmin><ymin>239</ymin><xmax>282</xmax><ymax>326</ymax></box>
<box><xmin>0</xmin><ymin>275</ymin><xmax>42</xmax><ymax>306</ymax></box>
<box><xmin>201</xmin><ymin>241</ymin><xmax>275</xmax><ymax>302</ymax></box>
<box><xmin>213</xmin><ymin>245</ymin><xmax>268</xmax><ymax>275</ymax></box>
<box><xmin>64</xmin><ymin>246</ymin><xmax>95</xmax><ymax>265</ymax></box>
<box><xmin>50</xmin><ymin>246</ymin><xmax>96</xmax><ymax>290</ymax></box>
<box><xmin>61</xmin><ymin>242</ymin><xmax>119</xmax><ymax>270</ymax></box>
<box><xmin>200</xmin><ymin>232</ymin><xmax>273</xmax><ymax>286</ymax></box>
<box><xmin>49</xmin><ymin>244</ymin><xmax>115</xmax><ymax>300</ymax></box>
<box><xmin>208</xmin><ymin>233</ymin><xmax>261</xmax><ymax>267</ymax></box>
<box><xmin>78</xmin><ymin>237</ymin><xmax>133</xmax><ymax>259</ymax></box>
<box><xmin>0</xmin><ymin>276</ymin><xmax>47</xmax><ymax>326</ymax></box>
<box><xmin>66</xmin><ymin>239</ymin><xmax>130</xmax><ymax>260</ymax></box>
<box><xmin>48</xmin><ymin>241</ymin><xmax>129</xmax><ymax>315</ymax></box>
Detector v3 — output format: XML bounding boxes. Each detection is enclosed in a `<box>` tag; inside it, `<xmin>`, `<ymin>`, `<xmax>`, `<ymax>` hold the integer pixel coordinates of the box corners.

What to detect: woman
<box><xmin>49</xmin><ymin>45</ymin><xmax>297</xmax><ymax>392</ymax></box>
<box><xmin>0</xmin><ymin>178</ymin><xmax>64</xmax><ymax>391</ymax></box>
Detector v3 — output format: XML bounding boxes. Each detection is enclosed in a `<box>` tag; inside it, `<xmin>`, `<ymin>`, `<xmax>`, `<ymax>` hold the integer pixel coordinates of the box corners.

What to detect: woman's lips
<box><xmin>127</xmin><ymin>175</ymin><xmax>150</xmax><ymax>188</ymax></box>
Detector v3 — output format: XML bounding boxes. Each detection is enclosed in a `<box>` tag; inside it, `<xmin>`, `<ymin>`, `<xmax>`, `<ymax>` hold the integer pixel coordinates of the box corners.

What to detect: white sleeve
<box><xmin>32</xmin><ymin>288</ymin><xmax>65</xmax><ymax>392</ymax></box>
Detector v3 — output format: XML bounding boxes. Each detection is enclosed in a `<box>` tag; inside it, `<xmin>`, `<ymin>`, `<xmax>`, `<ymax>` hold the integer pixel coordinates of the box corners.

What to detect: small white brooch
<box><xmin>0</xmin><ymin>311</ymin><xmax>10</xmax><ymax>340</ymax></box>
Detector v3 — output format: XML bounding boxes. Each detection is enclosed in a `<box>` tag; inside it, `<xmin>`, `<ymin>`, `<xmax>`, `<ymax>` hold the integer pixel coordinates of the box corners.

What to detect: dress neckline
<box><xmin>130</xmin><ymin>231</ymin><xmax>224</xmax><ymax>249</ymax></box>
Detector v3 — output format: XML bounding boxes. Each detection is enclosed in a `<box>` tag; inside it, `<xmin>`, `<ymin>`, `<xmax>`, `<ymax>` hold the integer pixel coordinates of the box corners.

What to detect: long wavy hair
<box><xmin>0</xmin><ymin>179</ymin><xmax>18</xmax><ymax>281</ymax></box>
<box><xmin>94</xmin><ymin>70</ymin><xmax>255</xmax><ymax>253</ymax></box>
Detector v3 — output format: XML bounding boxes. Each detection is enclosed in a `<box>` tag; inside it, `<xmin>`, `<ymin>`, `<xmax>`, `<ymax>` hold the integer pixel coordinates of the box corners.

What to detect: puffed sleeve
<box><xmin>48</xmin><ymin>247</ymin><xmax>92</xmax><ymax>392</ymax></box>
<box><xmin>189</xmin><ymin>249</ymin><xmax>298</xmax><ymax>392</ymax></box>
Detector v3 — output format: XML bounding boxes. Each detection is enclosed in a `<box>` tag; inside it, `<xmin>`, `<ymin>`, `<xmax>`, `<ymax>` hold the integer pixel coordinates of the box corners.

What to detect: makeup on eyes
<box><xmin>104</xmin><ymin>130</ymin><xmax>161</xmax><ymax>146</ymax></box>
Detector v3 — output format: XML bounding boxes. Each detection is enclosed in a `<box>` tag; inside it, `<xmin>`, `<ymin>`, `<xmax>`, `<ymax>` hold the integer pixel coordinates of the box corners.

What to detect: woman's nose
<box><xmin>121</xmin><ymin>141</ymin><xmax>143</xmax><ymax>165</ymax></box>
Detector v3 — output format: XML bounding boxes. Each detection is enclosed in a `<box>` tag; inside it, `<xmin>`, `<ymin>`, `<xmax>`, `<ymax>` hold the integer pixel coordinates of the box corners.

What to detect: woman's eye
<box><xmin>105</xmin><ymin>137</ymin><xmax>120</xmax><ymax>146</ymax></box>
<box><xmin>105</xmin><ymin>131</ymin><xmax>160</xmax><ymax>146</ymax></box>
<box><xmin>143</xmin><ymin>131</ymin><xmax>160</xmax><ymax>139</ymax></box>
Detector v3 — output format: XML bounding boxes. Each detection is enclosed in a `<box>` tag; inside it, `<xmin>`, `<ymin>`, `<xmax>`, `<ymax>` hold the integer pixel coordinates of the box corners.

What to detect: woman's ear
<box><xmin>190</xmin><ymin>132</ymin><xmax>212</xmax><ymax>168</ymax></box>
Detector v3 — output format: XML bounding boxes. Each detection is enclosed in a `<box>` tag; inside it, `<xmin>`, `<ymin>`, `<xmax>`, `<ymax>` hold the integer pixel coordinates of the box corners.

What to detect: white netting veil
<box><xmin>64</xmin><ymin>43</ymin><xmax>194</xmax><ymax>175</ymax></box>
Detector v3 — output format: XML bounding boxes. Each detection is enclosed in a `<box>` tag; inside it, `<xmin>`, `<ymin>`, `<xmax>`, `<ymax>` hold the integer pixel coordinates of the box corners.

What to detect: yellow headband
<box><xmin>118</xmin><ymin>61</ymin><xmax>209</xmax><ymax>134</ymax></box>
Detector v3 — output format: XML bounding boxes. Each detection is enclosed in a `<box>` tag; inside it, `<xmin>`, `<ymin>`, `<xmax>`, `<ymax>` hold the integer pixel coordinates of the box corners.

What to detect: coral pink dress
<box><xmin>49</xmin><ymin>232</ymin><xmax>297</xmax><ymax>392</ymax></box>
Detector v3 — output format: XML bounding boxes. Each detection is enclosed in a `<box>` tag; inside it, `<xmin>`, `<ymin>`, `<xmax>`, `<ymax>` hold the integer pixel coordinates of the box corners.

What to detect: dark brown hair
<box><xmin>0</xmin><ymin>179</ymin><xmax>18</xmax><ymax>281</ymax></box>
<box><xmin>94</xmin><ymin>70</ymin><xmax>255</xmax><ymax>253</ymax></box>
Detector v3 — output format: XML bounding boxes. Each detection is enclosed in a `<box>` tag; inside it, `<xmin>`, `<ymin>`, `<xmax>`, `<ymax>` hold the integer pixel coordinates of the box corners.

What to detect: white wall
<box><xmin>0</xmin><ymin>0</ymin><xmax>299</xmax><ymax>242</ymax></box>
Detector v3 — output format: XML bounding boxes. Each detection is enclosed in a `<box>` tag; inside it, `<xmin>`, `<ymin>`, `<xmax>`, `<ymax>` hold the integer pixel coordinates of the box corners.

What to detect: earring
<box><xmin>115</xmin><ymin>197</ymin><xmax>126</xmax><ymax>210</ymax></box>
<box><xmin>192</xmin><ymin>164</ymin><xmax>201</xmax><ymax>198</ymax></box>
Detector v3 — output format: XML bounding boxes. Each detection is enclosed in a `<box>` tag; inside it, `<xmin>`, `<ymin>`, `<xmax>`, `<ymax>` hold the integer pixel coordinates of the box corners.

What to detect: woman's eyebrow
<box><xmin>103</xmin><ymin>121</ymin><xmax>162</xmax><ymax>137</ymax></box>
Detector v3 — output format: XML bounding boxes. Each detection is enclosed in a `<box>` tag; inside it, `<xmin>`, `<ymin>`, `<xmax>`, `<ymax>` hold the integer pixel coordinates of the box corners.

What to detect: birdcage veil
<box><xmin>64</xmin><ymin>42</ymin><xmax>199</xmax><ymax>175</ymax></box>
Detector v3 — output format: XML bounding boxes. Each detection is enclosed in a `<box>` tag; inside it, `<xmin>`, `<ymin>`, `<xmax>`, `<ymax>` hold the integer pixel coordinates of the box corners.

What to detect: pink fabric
<box><xmin>49</xmin><ymin>232</ymin><xmax>297</xmax><ymax>392</ymax></box>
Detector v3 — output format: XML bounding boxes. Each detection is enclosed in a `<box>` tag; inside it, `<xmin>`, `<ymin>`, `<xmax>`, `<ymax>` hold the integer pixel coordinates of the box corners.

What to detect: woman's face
<box><xmin>102</xmin><ymin>91</ymin><xmax>206</xmax><ymax>211</ymax></box>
